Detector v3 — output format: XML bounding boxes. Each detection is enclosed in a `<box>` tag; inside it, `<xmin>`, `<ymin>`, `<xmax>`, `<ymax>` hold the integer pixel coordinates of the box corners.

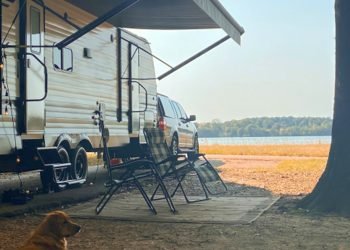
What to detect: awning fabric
<box><xmin>65</xmin><ymin>0</ymin><xmax>244</xmax><ymax>44</ymax></box>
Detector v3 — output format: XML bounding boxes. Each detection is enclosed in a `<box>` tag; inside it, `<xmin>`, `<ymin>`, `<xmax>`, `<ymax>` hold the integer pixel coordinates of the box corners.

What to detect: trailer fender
<box><xmin>54</xmin><ymin>134</ymin><xmax>93</xmax><ymax>152</ymax></box>
<box><xmin>77</xmin><ymin>135</ymin><xmax>93</xmax><ymax>152</ymax></box>
<box><xmin>55</xmin><ymin>134</ymin><xmax>73</xmax><ymax>150</ymax></box>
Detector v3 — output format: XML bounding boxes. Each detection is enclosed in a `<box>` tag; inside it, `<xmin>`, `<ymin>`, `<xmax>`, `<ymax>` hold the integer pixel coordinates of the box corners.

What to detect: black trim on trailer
<box><xmin>56</xmin><ymin>0</ymin><xmax>140</xmax><ymax>49</ymax></box>
<box><xmin>117</xmin><ymin>28</ymin><xmax>122</xmax><ymax>122</ymax></box>
<box><xmin>24</xmin><ymin>52</ymin><xmax>48</xmax><ymax>102</ymax></box>
<box><xmin>17</xmin><ymin>0</ymin><xmax>27</xmax><ymax>133</ymax></box>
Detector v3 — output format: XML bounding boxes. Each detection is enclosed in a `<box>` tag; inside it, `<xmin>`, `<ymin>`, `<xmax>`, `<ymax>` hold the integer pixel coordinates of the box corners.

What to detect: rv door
<box><xmin>25</xmin><ymin>0</ymin><xmax>45</xmax><ymax>134</ymax></box>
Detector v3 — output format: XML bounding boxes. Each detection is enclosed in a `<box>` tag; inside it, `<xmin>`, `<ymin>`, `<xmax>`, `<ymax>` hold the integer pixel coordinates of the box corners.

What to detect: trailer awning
<box><xmin>65</xmin><ymin>0</ymin><xmax>244</xmax><ymax>44</ymax></box>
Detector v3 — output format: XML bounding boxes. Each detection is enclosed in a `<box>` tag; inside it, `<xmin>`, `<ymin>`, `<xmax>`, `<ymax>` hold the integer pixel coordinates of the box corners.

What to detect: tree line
<box><xmin>196</xmin><ymin>117</ymin><xmax>332</xmax><ymax>137</ymax></box>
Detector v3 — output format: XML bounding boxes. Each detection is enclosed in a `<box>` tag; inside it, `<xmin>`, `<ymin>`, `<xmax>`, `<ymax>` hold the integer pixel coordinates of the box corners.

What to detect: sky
<box><xmin>130</xmin><ymin>0</ymin><xmax>335</xmax><ymax>123</ymax></box>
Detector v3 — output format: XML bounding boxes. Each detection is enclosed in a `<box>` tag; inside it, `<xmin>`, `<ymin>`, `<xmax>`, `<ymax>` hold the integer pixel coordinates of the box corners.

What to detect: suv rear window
<box><xmin>159</xmin><ymin>96</ymin><xmax>176</xmax><ymax>118</ymax></box>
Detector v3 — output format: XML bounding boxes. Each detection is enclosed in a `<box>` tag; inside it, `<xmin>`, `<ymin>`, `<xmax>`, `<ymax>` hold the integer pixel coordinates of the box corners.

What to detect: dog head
<box><xmin>42</xmin><ymin>211</ymin><xmax>81</xmax><ymax>238</ymax></box>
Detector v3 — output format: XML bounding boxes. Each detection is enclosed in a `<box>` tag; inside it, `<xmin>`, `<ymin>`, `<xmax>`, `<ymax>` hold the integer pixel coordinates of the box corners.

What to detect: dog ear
<box><xmin>42</xmin><ymin>213</ymin><xmax>63</xmax><ymax>235</ymax></box>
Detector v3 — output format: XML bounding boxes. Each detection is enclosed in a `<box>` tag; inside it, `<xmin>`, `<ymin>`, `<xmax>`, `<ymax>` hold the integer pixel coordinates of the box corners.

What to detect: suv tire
<box><xmin>188</xmin><ymin>135</ymin><xmax>199</xmax><ymax>160</ymax></box>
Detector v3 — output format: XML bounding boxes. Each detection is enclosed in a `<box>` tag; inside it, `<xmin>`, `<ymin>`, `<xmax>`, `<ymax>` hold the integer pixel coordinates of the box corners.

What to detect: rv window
<box><xmin>30</xmin><ymin>7</ymin><xmax>41</xmax><ymax>54</ymax></box>
<box><xmin>53</xmin><ymin>46</ymin><xmax>73</xmax><ymax>72</ymax></box>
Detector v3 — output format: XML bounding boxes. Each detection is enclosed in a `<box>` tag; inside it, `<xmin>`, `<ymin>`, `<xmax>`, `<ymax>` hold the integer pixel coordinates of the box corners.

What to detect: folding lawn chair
<box><xmin>143</xmin><ymin>128</ymin><xmax>210</xmax><ymax>207</ymax></box>
<box><xmin>95</xmin><ymin>157</ymin><xmax>169</xmax><ymax>215</ymax></box>
<box><xmin>93</xmin><ymin>104</ymin><xmax>174</xmax><ymax>215</ymax></box>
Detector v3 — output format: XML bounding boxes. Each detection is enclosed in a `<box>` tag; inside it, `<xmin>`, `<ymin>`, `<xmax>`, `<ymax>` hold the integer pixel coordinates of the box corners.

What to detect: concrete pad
<box><xmin>66</xmin><ymin>195</ymin><xmax>279</xmax><ymax>225</ymax></box>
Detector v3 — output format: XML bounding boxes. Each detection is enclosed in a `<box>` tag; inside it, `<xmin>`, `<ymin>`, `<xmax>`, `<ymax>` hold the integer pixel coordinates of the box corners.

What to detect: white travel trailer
<box><xmin>0</xmin><ymin>0</ymin><xmax>244</xmax><ymax>189</ymax></box>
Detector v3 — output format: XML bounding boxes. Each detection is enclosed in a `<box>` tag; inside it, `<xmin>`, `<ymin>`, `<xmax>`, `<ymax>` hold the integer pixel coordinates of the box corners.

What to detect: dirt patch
<box><xmin>2</xmin><ymin>197</ymin><xmax>350</xmax><ymax>250</ymax></box>
<box><xmin>208</xmin><ymin>155</ymin><xmax>327</xmax><ymax>195</ymax></box>
<box><xmin>1</xmin><ymin>155</ymin><xmax>350</xmax><ymax>250</ymax></box>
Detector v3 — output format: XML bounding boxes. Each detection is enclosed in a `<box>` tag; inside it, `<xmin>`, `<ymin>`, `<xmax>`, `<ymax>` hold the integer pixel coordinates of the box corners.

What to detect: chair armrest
<box><xmin>156</xmin><ymin>155</ymin><xmax>188</xmax><ymax>166</ymax></box>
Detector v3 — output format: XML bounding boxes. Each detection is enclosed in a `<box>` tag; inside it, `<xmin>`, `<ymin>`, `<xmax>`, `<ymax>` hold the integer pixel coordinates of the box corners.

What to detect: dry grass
<box><xmin>200</xmin><ymin>144</ymin><xmax>330</xmax><ymax>157</ymax></box>
<box><xmin>219</xmin><ymin>157</ymin><xmax>328</xmax><ymax>195</ymax></box>
<box><xmin>276</xmin><ymin>158</ymin><xmax>327</xmax><ymax>172</ymax></box>
<box><xmin>207</xmin><ymin>144</ymin><xmax>330</xmax><ymax>195</ymax></box>
<box><xmin>87</xmin><ymin>152</ymin><xmax>101</xmax><ymax>166</ymax></box>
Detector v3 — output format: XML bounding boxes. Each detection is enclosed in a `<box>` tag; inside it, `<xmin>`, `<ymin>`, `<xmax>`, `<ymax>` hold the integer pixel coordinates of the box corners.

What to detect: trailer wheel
<box><xmin>71</xmin><ymin>146</ymin><xmax>88</xmax><ymax>181</ymax></box>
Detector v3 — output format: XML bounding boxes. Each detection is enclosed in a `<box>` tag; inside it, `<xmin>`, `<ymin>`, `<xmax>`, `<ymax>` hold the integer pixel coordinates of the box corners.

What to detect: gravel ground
<box><xmin>1</xmin><ymin>155</ymin><xmax>350</xmax><ymax>250</ymax></box>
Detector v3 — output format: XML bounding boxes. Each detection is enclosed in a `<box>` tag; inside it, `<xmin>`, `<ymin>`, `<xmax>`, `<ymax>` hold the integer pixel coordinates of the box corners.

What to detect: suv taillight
<box><xmin>158</xmin><ymin>117</ymin><xmax>166</xmax><ymax>130</ymax></box>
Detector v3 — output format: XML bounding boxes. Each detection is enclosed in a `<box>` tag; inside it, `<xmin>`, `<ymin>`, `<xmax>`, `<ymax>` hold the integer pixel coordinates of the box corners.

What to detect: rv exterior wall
<box><xmin>0</xmin><ymin>0</ymin><xmax>157</xmax><ymax>161</ymax></box>
<box><xmin>0</xmin><ymin>1</ymin><xmax>21</xmax><ymax>154</ymax></box>
<box><xmin>42</xmin><ymin>1</ymin><xmax>156</xmax><ymax>149</ymax></box>
<box><xmin>43</xmin><ymin>0</ymin><xmax>126</xmax><ymax>149</ymax></box>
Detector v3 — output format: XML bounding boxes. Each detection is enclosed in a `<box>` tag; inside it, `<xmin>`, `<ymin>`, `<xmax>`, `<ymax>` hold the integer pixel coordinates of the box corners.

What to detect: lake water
<box><xmin>199</xmin><ymin>136</ymin><xmax>331</xmax><ymax>145</ymax></box>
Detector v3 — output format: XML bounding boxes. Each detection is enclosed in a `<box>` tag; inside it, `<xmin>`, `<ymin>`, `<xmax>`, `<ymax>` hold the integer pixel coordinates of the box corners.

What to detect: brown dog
<box><xmin>19</xmin><ymin>211</ymin><xmax>81</xmax><ymax>250</ymax></box>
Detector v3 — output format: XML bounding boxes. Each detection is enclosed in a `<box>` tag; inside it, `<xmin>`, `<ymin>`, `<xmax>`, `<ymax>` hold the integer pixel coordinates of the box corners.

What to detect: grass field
<box><xmin>204</xmin><ymin>144</ymin><xmax>330</xmax><ymax>195</ymax></box>
<box><xmin>200</xmin><ymin>144</ymin><xmax>330</xmax><ymax>157</ymax></box>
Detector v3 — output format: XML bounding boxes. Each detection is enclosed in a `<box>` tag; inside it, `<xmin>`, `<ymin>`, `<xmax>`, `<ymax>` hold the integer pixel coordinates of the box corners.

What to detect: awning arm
<box><xmin>56</xmin><ymin>0</ymin><xmax>140</xmax><ymax>49</ymax></box>
<box><xmin>157</xmin><ymin>35</ymin><xmax>230</xmax><ymax>80</ymax></box>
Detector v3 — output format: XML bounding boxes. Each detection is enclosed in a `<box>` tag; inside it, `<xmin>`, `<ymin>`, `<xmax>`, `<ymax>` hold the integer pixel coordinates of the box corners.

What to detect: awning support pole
<box><xmin>56</xmin><ymin>0</ymin><xmax>140</xmax><ymax>49</ymax></box>
<box><xmin>158</xmin><ymin>35</ymin><xmax>230</xmax><ymax>80</ymax></box>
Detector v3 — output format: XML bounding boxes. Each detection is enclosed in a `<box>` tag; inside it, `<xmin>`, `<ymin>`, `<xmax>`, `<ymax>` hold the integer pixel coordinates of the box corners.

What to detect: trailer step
<box><xmin>37</xmin><ymin>147</ymin><xmax>88</xmax><ymax>192</ymax></box>
<box><xmin>37</xmin><ymin>147</ymin><xmax>71</xmax><ymax>170</ymax></box>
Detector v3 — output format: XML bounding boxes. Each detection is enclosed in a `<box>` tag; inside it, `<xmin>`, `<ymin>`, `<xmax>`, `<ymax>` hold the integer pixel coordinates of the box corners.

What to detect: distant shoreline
<box><xmin>197</xmin><ymin>117</ymin><xmax>332</xmax><ymax>138</ymax></box>
<box><xmin>199</xmin><ymin>135</ymin><xmax>331</xmax><ymax>146</ymax></box>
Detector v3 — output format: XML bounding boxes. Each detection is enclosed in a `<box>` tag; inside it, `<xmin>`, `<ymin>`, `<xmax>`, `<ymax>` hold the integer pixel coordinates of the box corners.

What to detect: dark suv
<box><xmin>157</xmin><ymin>94</ymin><xmax>199</xmax><ymax>157</ymax></box>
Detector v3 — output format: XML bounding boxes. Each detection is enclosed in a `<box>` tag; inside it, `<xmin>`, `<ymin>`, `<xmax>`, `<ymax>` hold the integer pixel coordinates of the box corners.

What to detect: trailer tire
<box><xmin>71</xmin><ymin>146</ymin><xmax>88</xmax><ymax>182</ymax></box>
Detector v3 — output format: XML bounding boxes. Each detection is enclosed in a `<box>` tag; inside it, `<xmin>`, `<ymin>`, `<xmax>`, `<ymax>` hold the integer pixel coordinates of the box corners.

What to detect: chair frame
<box><xmin>93</xmin><ymin>105</ymin><xmax>175</xmax><ymax>215</ymax></box>
<box><xmin>143</xmin><ymin>128</ymin><xmax>210</xmax><ymax>206</ymax></box>
<box><xmin>95</xmin><ymin>158</ymin><xmax>175</xmax><ymax>215</ymax></box>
